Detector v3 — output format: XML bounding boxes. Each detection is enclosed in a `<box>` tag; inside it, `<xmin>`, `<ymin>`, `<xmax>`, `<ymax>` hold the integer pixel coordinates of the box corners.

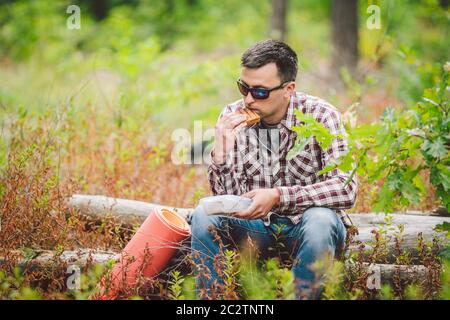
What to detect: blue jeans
<box><xmin>190</xmin><ymin>206</ymin><xmax>346</xmax><ymax>300</ymax></box>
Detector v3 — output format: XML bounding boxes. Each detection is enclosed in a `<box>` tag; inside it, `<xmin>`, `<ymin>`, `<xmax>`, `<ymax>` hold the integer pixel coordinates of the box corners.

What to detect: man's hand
<box><xmin>212</xmin><ymin>111</ymin><xmax>247</xmax><ymax>164</ymax></box>
<box><xmin>233</xmin><ymin>188</ymin><xmax>280</xmax><ymax>220</ymax></box>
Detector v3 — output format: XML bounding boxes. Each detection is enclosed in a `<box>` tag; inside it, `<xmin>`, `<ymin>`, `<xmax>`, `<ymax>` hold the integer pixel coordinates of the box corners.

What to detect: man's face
<box><xmin>239</xmin><ymin>62</ymin><xmax>294</xmax><ymax>122</ymax></box>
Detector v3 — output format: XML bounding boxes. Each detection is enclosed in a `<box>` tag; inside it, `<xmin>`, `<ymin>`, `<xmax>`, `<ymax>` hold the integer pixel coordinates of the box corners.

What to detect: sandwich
<box><xmin>237</xmin><ymin>108</ymin><xmax>260</xmax><ymax>126</ymax></box>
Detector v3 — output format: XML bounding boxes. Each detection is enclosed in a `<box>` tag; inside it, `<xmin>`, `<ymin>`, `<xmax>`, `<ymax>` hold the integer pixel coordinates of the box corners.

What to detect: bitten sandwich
<box><xmin>237</xmin><ymin>108</ymin><xmax>260</xmax><ymax>126</ymax></box>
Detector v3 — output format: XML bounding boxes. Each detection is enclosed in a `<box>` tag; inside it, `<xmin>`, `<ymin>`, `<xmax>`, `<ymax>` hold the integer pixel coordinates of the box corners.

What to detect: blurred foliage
<box><xmin>0</xmin><ymin>0</ymin><xmax>447</xmax><ymax>126</ymax></box>
<box><xmin>0</xmin><ymin>0</ymin><xmax>449</xmax><ymax>300</ymax></box>
<box><xmin>292</xmin><ymin>62</ymin><xmax>449</xmax><ymax>212</ymax></box>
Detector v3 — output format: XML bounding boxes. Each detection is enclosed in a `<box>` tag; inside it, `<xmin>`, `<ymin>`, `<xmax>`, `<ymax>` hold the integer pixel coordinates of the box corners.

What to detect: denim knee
<box><xmin>190</xmin><ymin>205</ymin><xmax>221</xmax><ymax>239</ymax></box>
<box><xmin>301</xmin><ymin>208</ymin><xmax>342</xmax><ymax>232</ymax></box>
<box><xmin>190</xmin><ymin>205</ymin><xmax>207</xmax><ymax>225</ymax></box>
<box><xmin>299</xmin><ymin>207</ymin><xmax>346</xmax><ymax>254</ymax></box>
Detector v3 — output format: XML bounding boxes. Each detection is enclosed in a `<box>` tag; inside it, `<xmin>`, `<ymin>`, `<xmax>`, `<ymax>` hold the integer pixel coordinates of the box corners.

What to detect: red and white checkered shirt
<box><xmin>208</xmin><ymin>92</ymin><xmax>358</xmax><ymax>228</ymax></box>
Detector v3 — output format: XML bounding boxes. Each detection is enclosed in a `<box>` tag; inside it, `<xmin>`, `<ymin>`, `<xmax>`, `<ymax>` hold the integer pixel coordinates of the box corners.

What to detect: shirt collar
<box><xmin>280</xmin><ymin>93</ymin><xmax>300</xmax><ymax>131</ymax></box>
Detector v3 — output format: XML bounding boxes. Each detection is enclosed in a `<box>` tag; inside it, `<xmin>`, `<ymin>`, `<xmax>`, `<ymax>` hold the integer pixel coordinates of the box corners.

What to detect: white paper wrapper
<box><xmin>199</xmin><ymin>195</ymin><xmax>253</xmax><ymax>215</ymax></box>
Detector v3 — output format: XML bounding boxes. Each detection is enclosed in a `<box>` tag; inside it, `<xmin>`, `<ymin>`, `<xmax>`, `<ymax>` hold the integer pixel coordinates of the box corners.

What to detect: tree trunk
<box><xmin>270</xmin><ymin>0</ymin><xmax>288</xmax><ymax>41</ymax></box>
<box><xmin>67</xmin><ymin>194</ymin><xmax>450</xmax><ymax>263</ymax></box>
<box><xmin>0</xmin><ymin>249</ymin><xmax>431</xmax><ymax>288</ymax></box>
<box><xmin>331</xmin><ymin>0</ymin><xmax>359</xmax><ymax>73</ymax></box>
<box><xmin>67</xmin><ymin>194</ymin><xmax>193</xmax><ymax>224</ymax></box>
<box><xmin>90</xmin><ymin>0</ymin><xmax>108</xmax><ymax>21</ymax></box>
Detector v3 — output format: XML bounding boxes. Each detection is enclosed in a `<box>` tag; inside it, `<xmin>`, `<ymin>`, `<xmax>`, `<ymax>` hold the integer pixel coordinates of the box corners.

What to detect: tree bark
<box><xmin>331</xmin><ymin>0</ymin><xmax>359</xmax><ymax>73</ymax></box>
<box><xmin>67</xmin><ymin>194</ymin><xmax>193</xmax><ymax>224</ymax></box>
<box><xmin>90</xmin><ymin>0</ymin><xmax>108</xmax><ymax>21</ymax></box>
<box><xmin>270</xmin><ymin>0</ymin><xmax>288</xmax><ymax>41</ymax></box>
<box><xmin>67</xmin><ymin>194</ymin><xmax>450</xmax><ymax>263</ymax></box>
<box><xmin>0</xmin><ymin>249</ymin><xmax>431</xmax><ymax>287</ymax></box>
<box><xmin>0</xmin><ymin>249</ymin><xmax>118</xmax><ymax>270</ymax></box>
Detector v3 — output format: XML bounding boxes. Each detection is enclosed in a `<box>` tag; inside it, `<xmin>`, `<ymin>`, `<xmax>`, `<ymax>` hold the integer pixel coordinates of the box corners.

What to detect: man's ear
<box><xmin>284</xmin><ymin>81</ymin><xmax>296</xmax><ymax>98</ymax></box>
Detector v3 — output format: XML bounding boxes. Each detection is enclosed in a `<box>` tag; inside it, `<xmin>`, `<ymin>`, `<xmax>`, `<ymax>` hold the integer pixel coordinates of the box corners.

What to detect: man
<box><xmin>190</xmin><ymin>39</ymin><xmax>358</xmax><ymax>299</ymax></box>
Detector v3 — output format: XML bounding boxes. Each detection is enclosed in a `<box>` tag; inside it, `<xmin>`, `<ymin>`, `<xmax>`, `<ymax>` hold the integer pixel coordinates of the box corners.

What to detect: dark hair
<box><xmin>241</xmin><ymin>39</ymin><xmax>298</xmax><ymax>83</ymax></box>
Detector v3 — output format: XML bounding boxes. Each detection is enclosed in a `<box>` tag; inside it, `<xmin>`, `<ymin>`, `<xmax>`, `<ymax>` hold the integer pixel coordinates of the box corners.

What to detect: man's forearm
<box><xmin>211</xmin><ymin>146</ymin><xmax>227</xmax><ymax>165</ymax></box>
<box><xmin>208</xmin><ymin>149</ymin><xmax>247</xmax><ymax>196</ymax></box>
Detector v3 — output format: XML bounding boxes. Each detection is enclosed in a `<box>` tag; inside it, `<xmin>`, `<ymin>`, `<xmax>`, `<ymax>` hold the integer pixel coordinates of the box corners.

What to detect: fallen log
<box><xmin>349</xmin><ymin>222</ymin><xmax>448</xmax><ymax>263</ymax></box>
<box><xmin>67</xmin><ymin>194</ymin><xmax>193</xmax><ymax>224</ymax></box>
<box><xmin>0</xmin><ymin>249</ymin><xmax>432</xmax><ymax>289</ymax></box>
<box><xmin>0</xmin><ymin>249</ymin><xmax>119</xmax><ymax>270</ymax></box>
<box><xmin>68</xmin><ymin>194</ymin><xmax>450</xmax><ymax>226</ymax></box>
<box><xmin>67</xmin><ymin>194</ymin><xmax>450</xmax><ymax>263</ymax></box>
<box><xmin>344</xmin><ymin>262</ymin><xmax>432</xmax><ymax>290</ymax></box>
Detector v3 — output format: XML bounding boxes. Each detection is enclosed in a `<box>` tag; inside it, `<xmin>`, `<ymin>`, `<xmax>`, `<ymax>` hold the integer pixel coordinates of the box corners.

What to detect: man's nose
<box><xmin>244</xmin><ymin>92</ymin><xmax>255</xmax><ymax>105</ymax></box>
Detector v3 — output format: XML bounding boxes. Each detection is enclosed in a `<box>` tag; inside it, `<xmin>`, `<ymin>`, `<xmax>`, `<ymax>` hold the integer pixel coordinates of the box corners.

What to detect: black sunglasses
<box><xmin>237</xmin><ymin>79</ymin><xmax>290</xmax><ymax>100</ymax></box>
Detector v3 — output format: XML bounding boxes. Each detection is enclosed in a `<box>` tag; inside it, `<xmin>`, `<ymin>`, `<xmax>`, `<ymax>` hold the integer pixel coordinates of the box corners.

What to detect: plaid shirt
<box><xmin>208</xmin><ymin>92</ymin><xmax>358</xmax><ymax>228</ymax></box>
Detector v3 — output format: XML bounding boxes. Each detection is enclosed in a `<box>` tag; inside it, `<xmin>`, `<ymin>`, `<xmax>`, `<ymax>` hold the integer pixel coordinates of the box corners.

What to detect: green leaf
<box><xmin>440</xmin><ymin>171</ymin><xmax>450</xmax><ymax>192</ymax></box>
<box><xmin>439</xmin><ymin>245</ymin><xmax>450</xmax><ymax>260</ymax></box>
<box><xmin>286</xmin><ymin>136</ymin><xmax>309</xmax><ymax>161</ymax></box>
<box><xmin>318</xmin><ymin>162</ymin><xmax>338</xmax><ymax>176</ymax></box>
<box><xmin>422</xmin><ymin>138</ymin><xmax>448</xmax><ymax>159</ymax></box>
<box><xmin>435</xmin><ymin>221</ymin><xmax>450</xmax><ymax>234</ymax></box>
<box><xmin>373</xmin><ymin>182</ymin><xmax>395</xmax><ymax>213</ymax></box>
